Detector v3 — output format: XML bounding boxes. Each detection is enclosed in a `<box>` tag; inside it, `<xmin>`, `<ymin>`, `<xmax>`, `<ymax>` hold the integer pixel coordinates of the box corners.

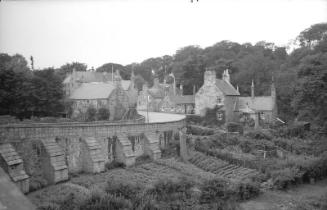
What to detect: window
<box><xmin>216</xmin><ymin>112</ymin><xmax>223</xmax><ymax>121</ymax></box>
<box><xmin>216</xmin><ymin>97</ymin><xmax>222</xmax><ymax>104</ymax></box>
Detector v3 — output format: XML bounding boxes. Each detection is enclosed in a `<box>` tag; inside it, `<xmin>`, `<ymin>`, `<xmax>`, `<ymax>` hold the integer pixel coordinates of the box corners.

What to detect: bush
<box><xmin>105</xmin><ymin>161</ymin><xmax>126</xmax><ymax>170</ymax></box>
<box><xmin>232</xmin><ymin>181</ymin><xmax>260</xmax><ymax>201</ymax></box>
<box><xmin>144</xmin><ymin>178</ymin><xmax>201</xmax><ymax>209</ymax></box>
<box><xmin>187</xmin><ymin>125</ymin><xmax>214</xmax><ymax>136</ymax></box>
<box><xmin>96</xmin><ymin>108</ymin><xmax>110</xmax><ymax>121</ymax></box>
<box><xmin>29</xmin><ymin>176</ymin><xmax>48</xmax><ymax>192</ymax></box>
<box><xmin>135</xmin><ymin>154</ymin><xmax>151</xmax><ymax>165</ymax></box>
<box><xmin>85</xmin><ymin>106</ymin><xmax>97</xmax><ymax>122</ymax></box>
<box><xmin>105</xmin><ymin>181</ymin><xmax>143</xmax><ymax>202</ymax></box>
<box><xmin>79</xmin><ymin>192</ymin><xmax>132</xmax><ymax>210</ymax></box>
<box><xmin>270</xmin><ymin>167</ymin><xmax>299</xmax><ymax>190</ymax></box>
<box><xmin>186</xmin><ymin>115</ymin><xmax>202</xmax><ymax>124</ymax></box>
<box><xmin>200</xmin><ymin>178</ymin><xmax>230</xmax><ymax>204</ymax></box>
<box><xmin>148</xmin><ymin>178</ymin><xmax>195</xmax><ymax>201</ymax></box>
<box><xmin>245</xmin><ymin>129</ymin><xmax>273</xmax><ymax>140</ymax></box>
<box><xmin>226</xmin><ymin>122</ymin><xmax>244</xmax><ymax>134</ymax></box>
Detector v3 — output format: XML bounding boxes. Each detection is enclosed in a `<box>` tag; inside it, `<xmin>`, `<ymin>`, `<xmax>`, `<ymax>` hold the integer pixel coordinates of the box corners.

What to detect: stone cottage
<box><xmin>237</xmin><ymin>79</ymin><xmax>277</xmax><ymax>126</ymax></box>
<box><xmin>137</xmin><ymin>78</ymin><xmax>171</xmax><ymax>112</ymax></box>
<box><xmin>63</xmin><ymin>70</ymin><xmax>113</xmax><ymax>97</ymax></box>
<box><xmin>69</xmin><ymin>70</ymin><xmax>138</xmax><ymax>121</ymax></box>
<box><xmin>159</xmin><ymin>94</ymin><xmax>195</xmax><ymax>114</ymax></box>
<box><xmin>195</xmin><ymin>69</ymin><xmax>240</xmax><ymax>123</ymax></box>
<box><xmin>195</xmin><ymin>69</ymin><xmax>277</xmax><ymax>126</ymax></box>
<box><xmin>137</xmin><ymin>76</ymin><xmax>194</xmax><ymax>113</ymax></box>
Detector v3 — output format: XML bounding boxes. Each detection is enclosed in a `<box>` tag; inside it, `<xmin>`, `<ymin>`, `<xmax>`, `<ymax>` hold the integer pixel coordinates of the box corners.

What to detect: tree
<box><xmin>56</xmin><ymin>62</ymin><xmax>87</xmax><ymax>81</ymax></box>
<box><xmin>96</xmin><ymin>63</ymin><xmax>129</xmax><ymax>80</ymax></box>
<box><xmin>97</xmin><ymin>108</ymin><xmax>110</xmax><ymax>121</ymax></box>
<box><xmin>86</xmin><ymin>106</ymin><xmax>97</xmax><ymax>121</ymax></box>
<box><xmin>292</xmin><ymin>53</ymin><xmax>327</xmax><ymax>127</ymax></box>
<box><xmin>297</xmin><ymin>23</ymin><xmax>327</xmax><ymax>48</ymax></box>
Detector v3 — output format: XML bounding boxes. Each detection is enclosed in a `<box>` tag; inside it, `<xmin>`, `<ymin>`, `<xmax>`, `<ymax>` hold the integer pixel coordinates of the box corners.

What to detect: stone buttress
<box><xmin>81</xmin><ymin>137</ymin><xmax>105</xmax><ymax>173</ymax></box>
<box><xmin>40</xmin><ymin>139</ymin><xmax>68</xmax><ymax>184</ymax></box>
<box><xmin>143</xmin><ymin>132</ymin><xmax>161</xmax><ymax>160</ymax></box>
<box><xmin>116</xmin><ymin>134</ymin><xmax>136</xmax><ymax>166</ymax></box>
<box><xmin>0</xmin><ymin>143</ymin><xmax>29</xmax><ymax>193</ymax></box>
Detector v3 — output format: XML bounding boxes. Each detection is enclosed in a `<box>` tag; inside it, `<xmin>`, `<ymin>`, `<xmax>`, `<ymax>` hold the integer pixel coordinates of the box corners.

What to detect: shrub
<box><xmin>232</xmin><ymin>181</ymin><xmax>260</xmax><ymax>201</ymax></box>
<box><xmin>105</xmin><ymin>161</ymin><xmax>126</xmax><ymax>170</ymax></box>
<box><xmin>105</xmin><ymin>181</ymin><xmax>143</xmax><ymax>202</ymax></box>
<box><xmin>226</xmin><ymin>122</ymin><xmax>243</xmax><ymax>134</ymax></box>
<box><xmin>96</xmin><ymin>108</ymin><xmax>110</xmax><ymax>121</ymax></box>
<box><xmin>79</xmin><ymin>192</ymin><xmax>132</xmax><ymax>210</ymax></box>
<box><xmin>186</xmin><ymin>115</ymin><xmax>202</xmax><ymax>124</ymax></box>
<box><xmin>29</xmin><ymin>176</ymin><xmax>48</xmax><ymax>192</ymax></box>
<box><xmin>200</xmin><ymin>178</ymin><xmax>230</xmax><ymax>204</ymax></box>
<box><xmin>37</xmin><ymin>204</ymin><xmax>59</xmax><ymax>210</ymax></box>
<box><xmin>85</xmin><ymin>106</ymin><xmax>97</xmax><ymax>122</ymax></box>
<box><xmin>239</xmin><ymin>140</ymin><xmax>252</xmax><ymax>153</ymax></box>
<box><xmin>245</xmin><ymin>129</ymin><xmax>273</xmax><ymax>140</ymax></box>
<box><xmin>270</xmin><ymin>167</ymin><xmax>299</xmax><ymax>190</ymax></box>
<box><xmin>135</xmin><ymin>154</ymin><xmax>151</xmax><ymax>165</ymax></box>
<box><xmin>187</xmin><ymin>125</ymin><xmax>214</xmax><ymax>136</ymax></box>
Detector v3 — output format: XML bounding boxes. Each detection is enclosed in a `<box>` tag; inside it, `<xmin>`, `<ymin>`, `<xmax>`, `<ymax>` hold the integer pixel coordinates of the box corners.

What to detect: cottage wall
<box><xmin>137</xmin><ymin>90</ymin><xmax>150</xmax><ymax>111</ymax></box>
<box><xmin>224</xmin><ymin>96</ymin><xmax>239</xmax><ymax>123</ymax></box>
<box><xmin>195</xmin><ymin>85</ymin><xmax>224</xmax><ymax>116</ymax></box>
<box><xmin>108</xmin><ymin>87</ymin><xmax>129</xmax><ymax>120</ymax></box>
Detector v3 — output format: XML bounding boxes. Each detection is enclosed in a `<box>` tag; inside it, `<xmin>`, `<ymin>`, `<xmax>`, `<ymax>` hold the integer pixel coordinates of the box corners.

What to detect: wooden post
<box><xmin>179</xmin><ymin>128</ymin><xmax>188</xmax><ymax>161</ymax></box>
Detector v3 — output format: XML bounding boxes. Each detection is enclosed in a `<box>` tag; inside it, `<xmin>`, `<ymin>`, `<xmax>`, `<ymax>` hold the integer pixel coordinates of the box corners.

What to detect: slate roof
<box><xmin>63</xmin><ymin>72</ymin><xmax>113</xmax><ymax>84</ymax></box>
<box><xmin>148</xmin><ymin>88</ymin><xmax>165</xmax><ymax>99</ymax></box>
<box><xmin>170</xmin><ymin>95</ymin><xmax>195</xmax><ymax>104</ymax></box>
<box><xmin>69</xmin><ymin>82</ymin><xmax>115</xmax><ymax>100</ymax></box>
<box><xmin>238</xmin><ymin>96</ymin><xmax>274</xmax><ymax>111</ymax></box>
<box><xmin>69</xmin><ymin>80</ymin><xmax>131</xmax><ymax>100</ymax></box>
<box><xmin>215</xmin><ymin>79</ymin><xmax>240</xmax><ymax>96</ymax></box>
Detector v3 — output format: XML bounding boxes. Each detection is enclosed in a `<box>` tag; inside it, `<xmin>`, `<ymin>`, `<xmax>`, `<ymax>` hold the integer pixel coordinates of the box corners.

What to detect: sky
<box><xmin>0</xmin><ymin>0</ymin><xmax>326</xmax><ymax>69</ymax></box>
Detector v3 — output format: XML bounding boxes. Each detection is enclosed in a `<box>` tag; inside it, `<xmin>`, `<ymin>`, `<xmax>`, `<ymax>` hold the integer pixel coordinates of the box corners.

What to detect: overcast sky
<box><xmin>0</xmin><ymin>0</ymin><xmax>326</xmax><ymax>69</ymax></box>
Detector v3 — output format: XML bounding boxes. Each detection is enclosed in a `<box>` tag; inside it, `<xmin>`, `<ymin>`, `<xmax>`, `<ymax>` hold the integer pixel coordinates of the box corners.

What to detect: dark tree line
<box><xmin>1</xmin><ymin>23</ymin><xmax>326</xmax><ymax>129</ymax></box>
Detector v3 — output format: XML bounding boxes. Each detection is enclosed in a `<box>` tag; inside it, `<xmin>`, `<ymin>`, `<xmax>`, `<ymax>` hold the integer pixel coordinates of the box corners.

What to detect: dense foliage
<box><xmin>37</xmin><ymin>176</ymin><xmax>259</xmax><ymax>210</ymax></box>
<box><xmin>0</xmin><ymin>54</ymin><xmax>65</xmax><ymax>119</ymax></box>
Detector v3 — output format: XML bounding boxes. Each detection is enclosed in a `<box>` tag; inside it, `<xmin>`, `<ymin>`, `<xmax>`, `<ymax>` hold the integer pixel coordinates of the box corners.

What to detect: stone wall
<box><xmin>0</xmin><ymin>116</ymin><xmax>186</xmax><ymax>192</ymax></box>
<box><xmin>195</xmin><ymin>84</ymin><xmax>224</xmax><ymax>116</ymax></box>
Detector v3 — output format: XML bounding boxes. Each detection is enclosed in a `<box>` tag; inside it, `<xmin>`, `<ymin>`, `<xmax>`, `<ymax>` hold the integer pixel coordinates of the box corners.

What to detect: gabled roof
<box><xmin>121</xmin><ymin>80</ymin><xmax>131</xmax><ymax>91</ymax></box>
<box><xmin>148</xmin><ymin>88</ymin><xmax>165</xmax><ymax>99</ymax></box>
<box><xmin>238</xmin><ymin>96</ymin><xmax>274</xmax><ymax>111</ymax></box>
<box><xmin>63</xmin><ymin>72</ymin><xmax>113</xmax><ymax>84</ymax></box>
<box><xmin>215</xmin><ymin>79</ymin><xmax>240</xmax><ymax>96</ymax></box>
<box><xmin>169</xmin><ymin>95</ymin><xmax>195</xmax><ymax>104</ymax></box>
<box><xmin>69</xmin><ymin>82</ymin><xmax>115</xmax><ymax>100</ymax></box>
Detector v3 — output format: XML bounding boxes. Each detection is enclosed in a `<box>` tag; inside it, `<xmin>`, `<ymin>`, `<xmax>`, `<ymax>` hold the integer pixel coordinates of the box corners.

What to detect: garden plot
<box><xmin>188</xmin><ymin>151</ymin><xmax>259</xmax><ymax>182</ymax></box>
<box><xmin>155</xmin><ymin>158</ymin><xmax>216</xmax><ymax>181</ymax></box>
